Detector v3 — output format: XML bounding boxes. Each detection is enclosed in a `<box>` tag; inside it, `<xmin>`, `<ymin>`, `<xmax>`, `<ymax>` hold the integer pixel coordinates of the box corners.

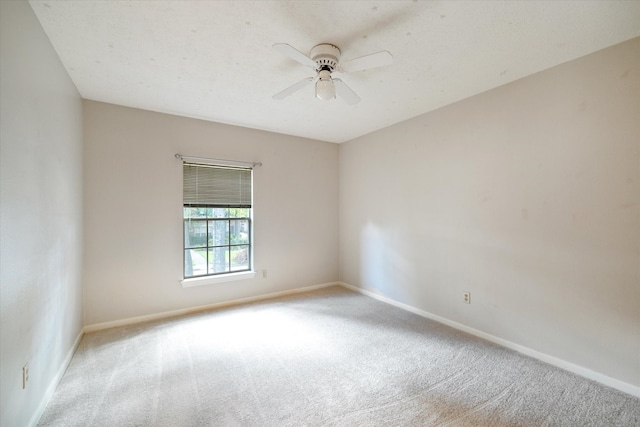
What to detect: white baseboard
<box><xmin>338</xmin><ymin>281</ymin><xmax>640</xmax><ymax>399</ymax></box>
<box><xmin>84</xmin><ymin>281</ymin><xmax>340</xmax><ymax>333</ymax></box>
<box><xmin>29</xmin><ymin>328</ymin><xmax>84</xmax><ymax>427</ymax></box>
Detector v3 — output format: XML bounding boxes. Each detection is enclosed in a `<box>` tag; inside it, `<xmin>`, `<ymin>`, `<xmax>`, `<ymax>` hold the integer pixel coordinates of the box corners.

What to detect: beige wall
<box><xmin>83</xmin><ymin>101</ymin><xmax>339</xmax><ymax>325</ymax></box>
<box><xmin>339</xmin><ymin>38</ymin><xmax>639</xmax><ymax>388</ymax></box>
<box><xmin>0</xmin><ymin>2</ymin><xmax>84</xmax><ymax>426</ymax></box>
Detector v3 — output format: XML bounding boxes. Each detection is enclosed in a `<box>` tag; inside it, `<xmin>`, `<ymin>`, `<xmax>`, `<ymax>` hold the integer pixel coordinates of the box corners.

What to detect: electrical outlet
<box><xmin>262</xmin><ymin>269</ymin><xmax>267</xmax><ymax>279</ymax></box>
<box><xmin>463</xmin><ymin>292</ymin><xmax>471</xmax><ymax>304</ymax></box>
<box><xmin>22</xmin><ymin>363</ymin><xmax>29</xmax><ymax>389</ymax></box>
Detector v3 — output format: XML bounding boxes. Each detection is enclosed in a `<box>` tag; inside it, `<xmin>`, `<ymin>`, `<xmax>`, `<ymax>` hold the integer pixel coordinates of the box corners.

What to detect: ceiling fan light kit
<box><xmin>315</xmin><ymin>70</ymin><xmax>335</xmax><ymax>100</ymax></box>
<box><xmin>273</xmin><ymin>43</ymin><xmax>393</xmax><ymax>105</ymax></box>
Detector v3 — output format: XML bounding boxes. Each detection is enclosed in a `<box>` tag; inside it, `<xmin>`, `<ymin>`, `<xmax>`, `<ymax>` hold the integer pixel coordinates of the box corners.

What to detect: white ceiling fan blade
<box><xmin>339</xmin><ymin>51</ymin><xmax>393</xmax><ymax>73</ymax></box>
<box><xmin>272</xmin><ymin>77</ymin><xmax>315</xmax><ymax>100</ymax></box>
<box><xmin>273</xmin><ymin>43</ymin><xmax>317</xmax><ymax>69</ymax></box>
<box><xmin>333</xmin><ymin>79</ymin><xmax>361</xmax><ymax>105</ymax></box>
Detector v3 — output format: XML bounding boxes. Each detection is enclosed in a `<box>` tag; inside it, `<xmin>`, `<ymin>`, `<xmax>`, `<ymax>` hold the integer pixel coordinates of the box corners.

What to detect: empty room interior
<box><xmin>1</xmin><ymin>1</ymin><xmax>639</xmax><ymax>426</ymax></box>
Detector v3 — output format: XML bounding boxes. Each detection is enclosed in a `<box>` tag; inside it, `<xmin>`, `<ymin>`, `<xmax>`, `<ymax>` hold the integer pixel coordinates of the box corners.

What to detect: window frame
<box><xmin>180</xmin><ymin>163</ymin><xmax>255</xmax><ymax>287</ymax></box>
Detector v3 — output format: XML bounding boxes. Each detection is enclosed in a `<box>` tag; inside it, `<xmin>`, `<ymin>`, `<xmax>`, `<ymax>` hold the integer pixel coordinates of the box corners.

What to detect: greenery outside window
<box><xmin>183</xmin><ymin>163</ymin><xmax>252</xmax><ymax>279</ymax></box>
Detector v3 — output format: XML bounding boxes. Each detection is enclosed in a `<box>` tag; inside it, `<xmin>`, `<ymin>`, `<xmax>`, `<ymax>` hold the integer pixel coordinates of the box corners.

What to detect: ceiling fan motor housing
<box><xmin>310</xmin><ymin>44</ymin><xmax>340</xmax><ymax>72</ymax></box>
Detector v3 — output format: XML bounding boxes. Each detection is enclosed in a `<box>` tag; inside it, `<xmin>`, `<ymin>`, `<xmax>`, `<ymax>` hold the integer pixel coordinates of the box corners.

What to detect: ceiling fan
<box><xmin>272</xmin><ymin>43</ymin><xmax>393</xmax><ymax>105</ymax></box>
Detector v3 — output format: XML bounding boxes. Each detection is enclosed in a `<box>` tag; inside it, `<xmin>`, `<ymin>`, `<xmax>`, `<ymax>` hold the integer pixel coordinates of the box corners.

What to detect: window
<box><xmin>183</xmin><ymin>163</ymin><xmax>252</xmax><ymax>279</ymax></box>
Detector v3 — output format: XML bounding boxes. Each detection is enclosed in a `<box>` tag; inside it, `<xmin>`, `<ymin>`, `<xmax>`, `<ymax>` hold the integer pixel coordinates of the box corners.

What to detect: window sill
<box><xmin>181</xmin><ymin>271</ymin><xmax>256</xmax><ymax>288</ymax></box>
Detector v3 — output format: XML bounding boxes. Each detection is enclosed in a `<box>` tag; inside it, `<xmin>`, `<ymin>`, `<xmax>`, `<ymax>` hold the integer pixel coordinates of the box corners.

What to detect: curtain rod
<box><xmin>175</xmin><ymin>153</ymin><xmax>262</xmax><ymax>168</ymax></box>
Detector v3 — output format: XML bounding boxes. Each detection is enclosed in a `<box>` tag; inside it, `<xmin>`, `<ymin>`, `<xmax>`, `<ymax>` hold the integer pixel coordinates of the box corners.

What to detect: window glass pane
<box><xmin>211</xmin><ymin>208</ymin><xmax>228</xmax><ymax>218</ymax></box>
<box><xmin>208</xmin><ymin>220</ymin><xmax>229</xmax><ymax>246</ymax></box>
<box><xmin>185</xmin><ymin>249</ymin><xmax>207</xmax><ymax>277</ymax></box>
<box><xmin>229</xmin><ymin>208</ymin><xmax>249</xmax><ymax>218</ymax></box>
<box><xmin>184</xmin><ymin>207</ymin><xmax>211</xmax><ymax>219</ymax></box>
<box><xmin>231</xmin><ymin>245</ymin><xmax>249</xmax><ymax>271</ymax></box>
<box><xmin>230</xmin><ymin>219</ymin><xmax>249</xmax><ymax>244</ymax></box>
<box><xmin>184</xmin><ymin>220</ymin><xmax>207</xmax><ymax>248</ymax></box>
<box><xmin>208</xmin><ymin>247</ymin><xmax>229</xmax><ymax>274</ymax></box>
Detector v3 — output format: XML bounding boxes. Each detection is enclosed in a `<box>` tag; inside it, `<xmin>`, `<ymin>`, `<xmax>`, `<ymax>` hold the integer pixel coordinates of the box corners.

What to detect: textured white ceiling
<box><xmin>29</xmin><ymin>1</ymin><xmax>640</xmax><ymax>143</ymax></box>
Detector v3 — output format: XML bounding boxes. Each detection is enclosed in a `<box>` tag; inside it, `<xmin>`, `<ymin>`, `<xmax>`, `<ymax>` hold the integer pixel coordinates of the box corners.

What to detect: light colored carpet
<box><xmin>39</xmin><ymin>286</ymin><xmax>639</xmax><ymax>426</ymax></box>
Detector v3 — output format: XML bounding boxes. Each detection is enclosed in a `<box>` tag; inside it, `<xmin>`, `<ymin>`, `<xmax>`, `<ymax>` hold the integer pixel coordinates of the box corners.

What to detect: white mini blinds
<box><xmin>183</xmin><ymin>163</ymin><xmax>252</xmax><ymax>207</ymax></box>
